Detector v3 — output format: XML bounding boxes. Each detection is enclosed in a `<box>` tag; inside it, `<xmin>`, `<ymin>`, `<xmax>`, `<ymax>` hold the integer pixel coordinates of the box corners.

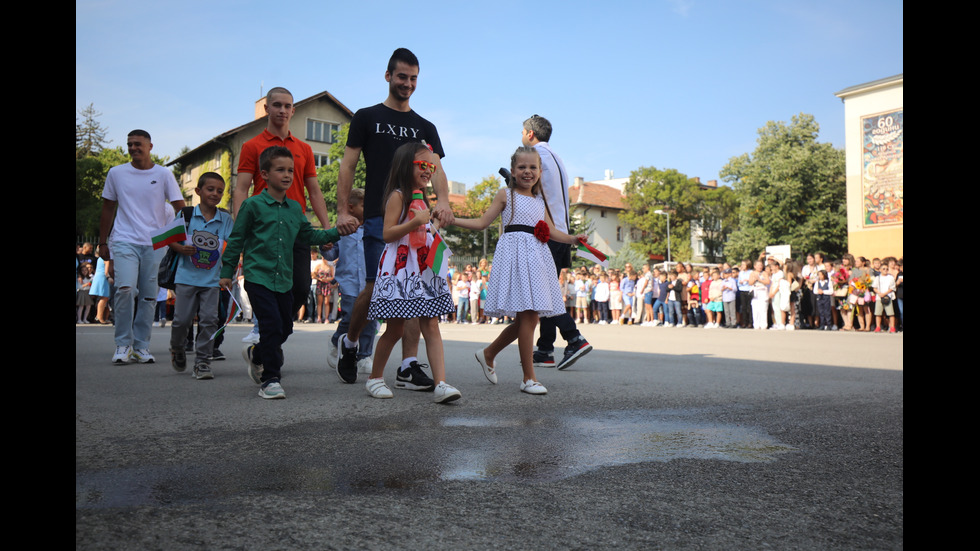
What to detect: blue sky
<box><xmin>76</xmin><ymin>0</ymin><xmax>903</xmax><ymax>190</ymax></box>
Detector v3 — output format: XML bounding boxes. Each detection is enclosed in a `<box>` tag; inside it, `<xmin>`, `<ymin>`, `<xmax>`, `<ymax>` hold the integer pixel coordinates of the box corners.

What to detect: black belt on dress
<box><xmin>504</xmin><ymin>224</ymin><xmax>535</xmax><ymax>234</ymax></box>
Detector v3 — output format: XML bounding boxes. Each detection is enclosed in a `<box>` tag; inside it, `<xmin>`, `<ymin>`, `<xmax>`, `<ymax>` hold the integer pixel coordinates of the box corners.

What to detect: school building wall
<box><xmin>836</xmin><ymin>75</ymin><xmax>903</xmax><ymax>260</ymax></box>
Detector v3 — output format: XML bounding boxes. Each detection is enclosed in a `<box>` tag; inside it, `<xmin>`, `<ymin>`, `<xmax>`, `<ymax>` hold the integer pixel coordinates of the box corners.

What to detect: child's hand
<box><xmin>170</xmin><ymin>243</ymin><xmax>196</xmax><ymax>256</ymax></box>
<box><xmin>219</xmin><ymin>278</ymin><xmax>232</xmax><ymax>290</ymax></box>
<box><xmin>411</xmin><ymin>207</ymin><xmax>430</xmax><ymax>226</ymax></box>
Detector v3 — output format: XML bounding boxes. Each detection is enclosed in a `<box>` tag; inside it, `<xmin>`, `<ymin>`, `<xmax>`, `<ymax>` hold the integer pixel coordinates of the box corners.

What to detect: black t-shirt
<box><xmin>346</xmin><ymin>103</ymin><xmax>445</xmax><ymax>219</ymax></box>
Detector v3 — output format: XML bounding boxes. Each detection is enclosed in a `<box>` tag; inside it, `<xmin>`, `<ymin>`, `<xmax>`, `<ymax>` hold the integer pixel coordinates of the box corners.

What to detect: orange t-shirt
<box><xmin>238</xmin><ymin>129</ymin><xmax>317</xmax><ymax>211</ymax></box>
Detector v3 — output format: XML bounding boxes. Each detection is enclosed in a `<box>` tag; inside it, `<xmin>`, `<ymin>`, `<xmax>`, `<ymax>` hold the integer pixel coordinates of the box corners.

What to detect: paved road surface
<box><xmin>76</xmin><ymin>321</ymin><xmax>903</xmax><ymax>550</ymax></box>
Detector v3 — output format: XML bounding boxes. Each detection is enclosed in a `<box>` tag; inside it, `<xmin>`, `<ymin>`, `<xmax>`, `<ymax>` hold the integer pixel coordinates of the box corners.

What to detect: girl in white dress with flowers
<box><xmin>453</xmin><ymin>146</ymin><xmax>588</xmax><ymax>395</ymax></box>
<box><xmin>365</xmin><ymin>143</ymin><xmax>459</xmax><ymax>403</ymax></box>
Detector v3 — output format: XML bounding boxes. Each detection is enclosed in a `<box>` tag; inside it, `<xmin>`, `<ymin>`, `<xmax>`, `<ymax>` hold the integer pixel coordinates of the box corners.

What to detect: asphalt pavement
<box><xmin>76</xmin><ymin>320</ymin><xmax>903</xmax><ymax>550</ymax></box>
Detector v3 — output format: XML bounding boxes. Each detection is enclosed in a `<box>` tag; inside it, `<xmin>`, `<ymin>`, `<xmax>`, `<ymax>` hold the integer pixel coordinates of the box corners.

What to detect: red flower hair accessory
<box><xmin>534</xmin><ymin>220</ymin><xmax>550</xmax><ymax>243</ymax></box>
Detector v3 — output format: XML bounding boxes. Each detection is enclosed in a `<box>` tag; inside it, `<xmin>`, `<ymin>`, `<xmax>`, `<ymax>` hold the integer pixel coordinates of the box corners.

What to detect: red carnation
<box><xmin>534</xmin><ymin>220</ymin><xmax>550</xmax><ymax>243</ymax></box>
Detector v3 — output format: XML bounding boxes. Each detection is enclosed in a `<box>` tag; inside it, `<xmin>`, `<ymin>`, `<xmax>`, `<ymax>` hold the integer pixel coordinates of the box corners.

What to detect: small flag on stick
<box><xmin>152</xmin><ymin>218</ymin><xmax>186</xmax><ymax>250</ymax></box>
<box><xmin>575</xmin><ymin>238</ymin><xmax>607</xmax><ymax>268</ymax></box>
<box><xmin>426</xmin><ymin>230</ymin><xmax>452</xmax><ymax>276</ymax></box>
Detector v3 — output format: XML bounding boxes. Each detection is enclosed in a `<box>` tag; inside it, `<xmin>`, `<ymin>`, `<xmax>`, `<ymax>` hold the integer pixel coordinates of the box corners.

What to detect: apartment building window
<box><xmin>307</xmin><ymin>119</ymin><xmax>340</xmax><ymax>144</ymax></box>
<box><xmin>313</xmin><ymin>153</ymin><xmax>331</xmax><ymax>168</ymax></box>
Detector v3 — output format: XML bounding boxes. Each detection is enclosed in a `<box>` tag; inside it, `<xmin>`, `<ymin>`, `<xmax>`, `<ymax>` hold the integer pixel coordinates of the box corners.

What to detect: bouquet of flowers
<box><xmin>849</xmin><ymin>274</ymin><xmax>873</xmax><ymax>305</ymax></box>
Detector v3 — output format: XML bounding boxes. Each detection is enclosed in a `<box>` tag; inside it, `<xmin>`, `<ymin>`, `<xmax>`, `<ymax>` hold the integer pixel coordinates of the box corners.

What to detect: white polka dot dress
<box><xmin>484</xmin><ymin>191</ymin><xmax>564</xmax><ymax>318</ymax></box>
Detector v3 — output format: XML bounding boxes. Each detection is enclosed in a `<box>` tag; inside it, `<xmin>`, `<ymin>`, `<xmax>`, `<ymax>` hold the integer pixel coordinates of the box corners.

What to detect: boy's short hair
<box><xmin>197</xmin><ymin>171</ymin><xmax>225</xmax><ymax>188</ymax></box>
<box><xmin>266</xmin><ymin>86</ymin><xmax>292</xmax><ymax>102</ymax></box>
<box><xmin>348</xmin><ymin>187</ymin><xmax>365</xmax><ymax>206</ymax></box>
<box><xmin>128</xmin><ymin>129</ymin><xmax>151</xmax><ymax>140</ymax></box>
<box><xmin>523</xmin><ymin>114</ymin><xmax>552</xmax><ymax>143</ymax></box>
<box><xmin>388</xmin><ymin>48</ymin><xmax>419</xmax><ymax>73</ymax></box>
<box><xmin>259</xmin><ymin>146</ymin><xmax>293</xmax><ymax>172</ymax></box>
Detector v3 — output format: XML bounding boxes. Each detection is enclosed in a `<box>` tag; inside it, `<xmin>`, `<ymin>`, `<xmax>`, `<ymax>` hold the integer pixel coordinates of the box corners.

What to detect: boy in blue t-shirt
<box><xmin>169</xmin><ymin>173</ymin><xmax>236</xmax><ymax>379</ymax></box>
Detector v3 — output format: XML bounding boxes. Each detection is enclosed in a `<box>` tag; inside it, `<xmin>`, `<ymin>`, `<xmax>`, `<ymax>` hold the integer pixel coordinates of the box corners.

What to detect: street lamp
<box><xmin>654</xmin><ymin>209</ymin><xmax>671</xmax><ymax>269</ymax></box>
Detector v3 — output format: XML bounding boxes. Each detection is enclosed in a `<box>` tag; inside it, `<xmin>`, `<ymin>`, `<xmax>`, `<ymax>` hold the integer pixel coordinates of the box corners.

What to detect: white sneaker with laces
<box><xmin>112</xmin><ymin>345</ymin><xmax>133</xmax><ymax>364</ymax></box>
<box><xmin>433</xmin><ymin>381</ymin><xmax>461</xmax><ymax>403</ymax></box>
<box><xmin>131</xmin><ymin>348</ymin><xmax>155</xmax><ymax>363</ymax></box>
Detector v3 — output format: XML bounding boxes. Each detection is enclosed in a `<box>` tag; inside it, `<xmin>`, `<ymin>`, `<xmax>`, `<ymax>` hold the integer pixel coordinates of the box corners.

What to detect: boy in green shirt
<box><xmin>220</xmin><ymin>146</ymin><xmax>341</xmax><ymax>399</ymax></box>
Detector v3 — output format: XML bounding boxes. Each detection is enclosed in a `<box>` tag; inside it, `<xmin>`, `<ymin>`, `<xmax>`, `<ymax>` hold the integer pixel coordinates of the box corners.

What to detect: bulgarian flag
<box><xmin>152</xmin><ymin>218</ymin><xmax>186</xmax><ymax>250</ymax></box>
<box><xmin>426</xmin><ymin>230</ymin><xmax>452</xmax><ymax>276</ymax></box>
<box><xmin>575</xmin><ymin>238</ymin><xmax>608</xmax><ymax>268</ymax></box>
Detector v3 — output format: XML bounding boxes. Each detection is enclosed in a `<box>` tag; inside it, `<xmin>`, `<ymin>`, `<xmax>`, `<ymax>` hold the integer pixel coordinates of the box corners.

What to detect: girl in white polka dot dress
<box><xmin>453</xmin><ymin>146</ymin><xmax>588</xmax><ymax>395</ymax></box>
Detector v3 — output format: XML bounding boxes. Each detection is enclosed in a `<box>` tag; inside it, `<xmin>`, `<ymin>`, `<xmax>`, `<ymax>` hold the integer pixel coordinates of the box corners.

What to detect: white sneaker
<box><xmin>242</xmin><ymin>327</ymin><xmax>260</xmax><ymax>344</ymax></box>
<box><xmin>327</xmin><ymin>340</ymin><xmax>338</xmax><ymax>370</ymax></box>
<box><xmin>366</xmin><ymin>377</ymin><xmax>393</xmax><ymax>399</ymax></box>
<box><xmin>785</xmin><ymin>325</ymin><xmax>795</xmax><ymax>331</ymax></box>
<box><xmin>112</xmin><ymin>345</ymin><xmax>133</xmax><ymax>364</ymax></box>
<box><xmin>356</xmin><ymin>357</ymin><xmax>372</xmax><ymax>374</ymax></box>
<box><xmin>131</xmin><ymin>348</ymin><xmax>155</xmax><ymax>363</ymax></box>
<box><xmin>258</xmin><ymin>380</ymin><xmax>285</xmax><ymax>399</ymax></box>
<box><xmin>433</xmin><ymin>381</ymin><xmax>461</xmax><ymax>403</ymax></box>
<box><xmin>520</xmin><ymin>379</ymin><xmax>548</xmax><ymax>395</ymax></box>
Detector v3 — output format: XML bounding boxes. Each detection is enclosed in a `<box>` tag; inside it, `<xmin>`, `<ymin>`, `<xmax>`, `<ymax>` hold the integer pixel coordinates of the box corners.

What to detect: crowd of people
<box><xmin>543</xmin><ymin>253</ymin><xmax>904</xmax><ymax>333</ymax></box>
<box><xmin>79</xmin><ymin>47</ymin><xmax>901</xmax><ymax>410</ymax></box>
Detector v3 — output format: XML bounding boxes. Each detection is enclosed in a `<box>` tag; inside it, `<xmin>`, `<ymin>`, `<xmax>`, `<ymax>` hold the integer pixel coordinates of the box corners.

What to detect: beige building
<box><xmin>834</xmin><ymin>74</ymin><xmax>903</xmax><ymax>259</ymax></box>
<box><xmin>169</xmin><ymin>90</ymin><xmax>353</xmax><ymax>210</ymax></box>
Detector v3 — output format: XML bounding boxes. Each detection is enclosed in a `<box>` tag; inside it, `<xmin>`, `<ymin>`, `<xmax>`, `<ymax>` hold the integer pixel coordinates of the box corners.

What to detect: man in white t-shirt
<box><xmin>98</xmin><ymin>130</ymin><xmax>186</xmax><ymax>364</ymax></box>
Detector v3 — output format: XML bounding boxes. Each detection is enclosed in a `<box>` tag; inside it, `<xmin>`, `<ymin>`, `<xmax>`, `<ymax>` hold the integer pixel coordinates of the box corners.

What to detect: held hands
<box><xmin>336</xmin><ymin>212</ymin><xmax>359</xmax><ymax>236</ymax></box>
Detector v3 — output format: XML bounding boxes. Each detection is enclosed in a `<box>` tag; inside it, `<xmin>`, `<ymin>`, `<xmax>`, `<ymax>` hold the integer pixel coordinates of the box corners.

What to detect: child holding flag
<box><xmin>455</xmin><ymin>146</ymin><xmax>588</xmax><ymax>395</ymax></box>
<box><xmin>167</xmin><ymin>173</ymin><xmax>235</xmax><ymax>379</ymax></box>
<box><xmin>363</xmin><ymin>143</ymin><xmax>459</xmax><ymax>403</ymax></box>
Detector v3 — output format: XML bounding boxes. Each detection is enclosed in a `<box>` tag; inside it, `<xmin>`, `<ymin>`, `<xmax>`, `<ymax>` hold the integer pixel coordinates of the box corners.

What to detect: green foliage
<box><xmin>695</xmin><ymin>185</ymin><xmax>738</xmax><ymax>263</ymax></box>
<box><xmin>443</xmin><ymin>175</ymin><xmax>502</xmax><ymax>258</ymax></box>
<box><xmin>720</xmin><ymin>113</ymin><xmax>846</xmax><ymax>261</ymax></box>
<box><xmin>620</xmin><ymin>166</ymin><xmax>699</xmax><ymax>262</ymax></box>
<box><xmin>317</xmin><ymin>123</ymin><xmax>364</xmax><ymax>225</ymax></box>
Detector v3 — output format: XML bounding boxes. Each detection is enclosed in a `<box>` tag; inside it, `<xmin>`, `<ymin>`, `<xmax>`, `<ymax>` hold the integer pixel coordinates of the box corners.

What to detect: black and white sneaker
<box><xmin>336</xmin><ymin>333</ymin><xmax>358</xmax><ymax>384</ymax></box>
<box><xmin>532</xmin><ymin>350</ymin><xmax>556</xmax><ymax>368</ymax></box>
<box><xmin>395</xmin><ymin>361</ymin><xmax>435</xmax><ymax>391</ymax></box>
<box><xmin>209</xmin><ymin>348</ymin><xmax>226</xmax><ymax>361</ymax></box>
<box><xmin>556</xmin><ymin>338</ymin><xmax>592</xmax><ymax>371</ymax></box>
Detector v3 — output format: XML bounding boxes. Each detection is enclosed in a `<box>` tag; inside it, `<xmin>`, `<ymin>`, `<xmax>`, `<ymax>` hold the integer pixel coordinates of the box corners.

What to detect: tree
<box><xmin>76</xmin><ymin>103</ymin><xmax>111</xmax><ymax>159</ymax></box>
<box><xmin>720</xmin><ymin>113</ymin><xmax>846</xmax><ymax>261</ymax></box>
<box><xmin>317</xmin><ymin>123</ymin><xmax>364</xmax><ymax>226</ymax></box>
<box><xmin>619</xmin><ymin>166</ymin><xmax>700</xmax><ymax>262</ymax></box>
<box><xmin>694</xmin><ymin>185</ymin><xmax>738</xmax><ymax>264</ymax></box>
<box><xmin>442</xmin><ymin>175</ymin><xmax>502</xmax><ymax>259</ymax></box>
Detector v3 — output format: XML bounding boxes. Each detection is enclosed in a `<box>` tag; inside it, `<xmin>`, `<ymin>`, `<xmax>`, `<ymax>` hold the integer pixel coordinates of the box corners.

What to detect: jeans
<box><xmin>457</xmin><ymin>297</ymin><xmax>470</xmax><ymax>322</ymax></box>
<box><xmin>111</xmin><ymin>241</ymin><xmax>164</xmax><ymax>349</ymax></box>
<box><xmin>666</xmin><ymin>300</ymin><xmax>682</xmax><ymax>325</ymax></box>
<box><xmin>333</xmin><ymin>292</ymin><xmax>377</xmax><ymax>358</ymax></box>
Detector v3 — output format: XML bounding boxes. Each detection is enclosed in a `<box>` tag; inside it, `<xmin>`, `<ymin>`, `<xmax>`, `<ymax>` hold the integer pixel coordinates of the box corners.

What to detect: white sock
<box><xmin>400</xmin><ymin>357</ymin><xmax>417</xmax><ymax>372</ymax></box>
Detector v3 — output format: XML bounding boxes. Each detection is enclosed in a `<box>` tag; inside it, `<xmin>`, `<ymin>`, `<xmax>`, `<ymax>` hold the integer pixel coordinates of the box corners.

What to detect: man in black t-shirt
<box><xmin>334</xmin><ymin>48</ymin><xmax>454</xmax><ymax>388</ymax></box>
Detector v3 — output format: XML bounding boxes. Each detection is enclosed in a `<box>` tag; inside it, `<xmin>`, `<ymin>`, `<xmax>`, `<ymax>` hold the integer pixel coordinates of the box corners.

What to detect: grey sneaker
<box><xmin>171</xmin><ymin>348</ymin><xmax>187</xmax><ymax>372</ymax></box>
<box><xmin>243</xmin><ymin>345</ymin><xmax>263</xmax><ymax>384</ymax></box>
<box><xmin>193</xmin><ymin>363</ymin><xmax>214</xmax><ymax>380</ymax></box>
<box><xmin>258</xmin><ymin>379</ymin><xmax>285</xmax><ymax>399</ymax></box>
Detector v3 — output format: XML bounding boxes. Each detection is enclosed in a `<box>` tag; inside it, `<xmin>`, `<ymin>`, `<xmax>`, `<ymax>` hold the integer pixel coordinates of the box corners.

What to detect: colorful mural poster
<box><xmin>861</xmin><ymin>109</ymin><xmax>903</xmax><ymax>226</ymax></box>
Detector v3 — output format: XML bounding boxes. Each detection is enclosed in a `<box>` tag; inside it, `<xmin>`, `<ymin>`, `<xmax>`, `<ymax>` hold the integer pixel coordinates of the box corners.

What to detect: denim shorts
<box><xmin>362</xmin><ymin>216</ymin><xmax>384</xmax><ymax>282</ymax></box>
